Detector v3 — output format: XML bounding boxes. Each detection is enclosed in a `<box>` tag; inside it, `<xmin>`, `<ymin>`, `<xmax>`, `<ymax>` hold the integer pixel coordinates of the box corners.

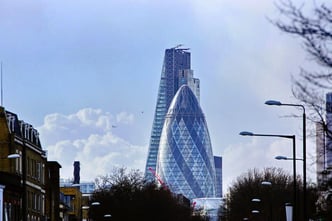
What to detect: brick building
<box><xmin>0</xmin><ymin>107</ymin><xmax>61</xmax><ymax>220</ymax></box>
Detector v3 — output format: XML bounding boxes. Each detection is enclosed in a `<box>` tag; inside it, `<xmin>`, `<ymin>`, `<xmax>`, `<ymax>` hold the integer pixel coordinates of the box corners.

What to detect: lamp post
<box><xmin>81</xmin><ymin>206</ymin><xmax>89</xmax><ymax>221</ymax></box>
<box><xmin>265</xmin><ymin>100</ymin><xmax>307</xmax><ymax>221</ymax></box>
<box><xmin>261</xmin><ymin>181</ymin><xmax>273</xmax><ymax>221</ymax></box>
<box><xmin>240</xmin><ymin>131</ymin><xmax>296</xmax><ymax>221</ymax></box>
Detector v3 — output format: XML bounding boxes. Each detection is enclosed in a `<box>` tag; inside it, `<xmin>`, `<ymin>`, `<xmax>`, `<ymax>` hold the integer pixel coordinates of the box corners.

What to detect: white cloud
<box><xmin>38</xmin><ymin>108</ymin><xmax>147</xmax><ymax>181</ymax></box>
<box><xmin>116</xmin><ymin>112</ymin><xmax>134</xmax><ymax>124</ymax></box>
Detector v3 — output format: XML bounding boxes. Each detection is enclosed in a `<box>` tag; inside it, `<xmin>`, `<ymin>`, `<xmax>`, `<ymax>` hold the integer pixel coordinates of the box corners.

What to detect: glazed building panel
<box><xmin>156</xmin><ymin>85</ymin><xmax>216</xmax><ymax>199</ymax></box>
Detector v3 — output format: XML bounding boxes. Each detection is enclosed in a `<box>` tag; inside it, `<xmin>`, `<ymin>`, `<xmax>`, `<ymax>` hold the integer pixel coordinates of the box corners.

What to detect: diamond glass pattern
<box><xmin>157</xmin><ymin>85</ymin><xmax>216</xmax><ymax>199</ymax></box>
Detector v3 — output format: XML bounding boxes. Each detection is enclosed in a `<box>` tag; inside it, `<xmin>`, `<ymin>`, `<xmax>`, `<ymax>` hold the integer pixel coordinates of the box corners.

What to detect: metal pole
<box><xmin>292</xmin><ymin>136</ymin><xmax>296</xmax><ymax>221</ymax></box>
<box><xmin>303</xmin><ymin>111</ymin><xmax>307</xmax><ymax>221</ymax></box>
<box><xmin>22</xmin><ymin>140</ymin><xmax>26</xmax><ymax>220</ymax></box>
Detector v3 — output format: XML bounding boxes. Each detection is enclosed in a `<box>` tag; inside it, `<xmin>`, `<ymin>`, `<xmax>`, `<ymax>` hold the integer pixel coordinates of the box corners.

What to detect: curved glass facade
<box><xmin>156</xmin><ymin>85</ymin><xmax>216</xmax><ymax>199</ymax></box>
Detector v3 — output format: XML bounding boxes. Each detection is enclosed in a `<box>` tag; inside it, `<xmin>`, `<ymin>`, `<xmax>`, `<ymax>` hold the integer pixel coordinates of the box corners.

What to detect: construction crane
<box><xmin>148</xmin><ymin>167</ymin><xmax>169</xmax><ymax>190</ymax></box>
<box><xmin>173</xmin><ymin>44</ymin><xmax>190</xmax><ymax>51</ymax></box>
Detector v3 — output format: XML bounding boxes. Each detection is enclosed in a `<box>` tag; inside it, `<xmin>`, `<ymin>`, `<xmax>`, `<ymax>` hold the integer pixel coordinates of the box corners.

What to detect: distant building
<box><xmin>192</xmin><ymin>197</ymin><xmax>223</xmax><ymax>221</ymax></box>
<box><xmin>46</xmin><ymin>161</ymin><xmax>62</xmax><ymax>221</ymax></box>
<box><xmin>326</xmin><ymin>92</ymin><xmax>332</xmax><ymax>169</ymax></box>
<box><xmin>146</xmin><ymin>47</ymin><xmax>222</xmax><ymax>200</ymax></box>
<box><xmin>145</xmin><ymin>47</ymin><xmax>199</xmax><ymax>182</ymax></box>
<box><xmin>60</xmin><ymin>186</ymin><xmax>82</xmax><ymax>220</ymax></box>
<box><xmin>214</xmin><ymin>156</ymin><xmax>223</xmax><ymax>197</ymax></box>
<box><xmin>60</xmin><ymin>163</ymin><xmax>95</xmax><ymax>221</ymax></box>
<box><xmin>156</xmin><ymin>85</ymin><xmax>216</xmax><ymax>199</ymax></box>
<box><xmin>316</xmin><ymin>92</ymin><xmax>332</xmax><ymax>188</ymax></box>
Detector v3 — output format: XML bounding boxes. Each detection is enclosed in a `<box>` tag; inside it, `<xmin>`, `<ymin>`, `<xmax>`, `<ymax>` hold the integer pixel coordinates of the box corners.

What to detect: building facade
<box><xmin>156</xmin><ymin>85</ymin><xmax>216</xmax><ymax>199</ymax></box>
<box><xmin>60</xmin><ymin>187</ymin><xmax>82</xmax><ymax>221</ymax></box>
<box><xmin>317</xmin><ymin>92</ymin><xmax>332</xmax><ymax>187</ymax></box>
<box><xmin>46</xmin><ymin>161</ymin><xmax>62</xmax><ymax>221</ymax></box>
<box><xmin>145</xmin><ymin>46</ymin><xmax>199</xmax><ymax>182</ymax></box>
<box><xmin>326</xmin><ymin>92</ymin><xmax>332</xmax><ymax>169</ymax></box>
<box><xmin>145</xmin><ymin>47</ymin><xmax>222</xmax><ymax>200</ymax></box>
<box><xmin>0</xmin><ymin>107</ymin><xmax>61</xmax><ymax>220</ymax></box>
<box><xmin>214</xmin><ymin>156</ymin><xmax>223</xmax><ymax>197</ymax></box>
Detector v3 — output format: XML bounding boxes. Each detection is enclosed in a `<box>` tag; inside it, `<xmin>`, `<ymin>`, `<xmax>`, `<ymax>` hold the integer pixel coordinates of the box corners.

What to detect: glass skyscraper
<box><xmin>145</xmin><ymin>47</ymin><xmax>222</xmax><ymax>199</ymax></box>
<box><xmin>214</xmin><ymin>156</ymin><xmax>223</xmax><ymax>197</ymax></box>
<box><xmin>156</xmin><ymin>85</ymin><xmax>216</xmax><ymax>199</ymax></box>
<box><xmin>145</xmin><ymin>47</ymin><xmax>199</xmax><ymax>181</ymax></box>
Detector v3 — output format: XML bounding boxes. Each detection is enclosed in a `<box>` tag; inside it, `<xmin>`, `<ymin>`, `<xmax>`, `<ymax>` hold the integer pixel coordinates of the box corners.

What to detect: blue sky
<box><xmin>0</xmin><ymin>0</ymin><xmax>320</xmax><ymax>194</ymax></box>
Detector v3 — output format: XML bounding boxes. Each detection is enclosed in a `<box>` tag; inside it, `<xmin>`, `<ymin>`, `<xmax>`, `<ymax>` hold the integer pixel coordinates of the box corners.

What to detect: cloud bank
<box><xmin>37</xmin><ymin>108</ymin><xmax>147</xmax><ymax>181</ymax></box>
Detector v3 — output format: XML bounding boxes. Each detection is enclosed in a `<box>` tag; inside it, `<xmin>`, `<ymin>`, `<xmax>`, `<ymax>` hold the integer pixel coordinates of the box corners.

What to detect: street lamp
<box><xmin>91</xmin><ymin>201</ymin><xmax>100</xmax><ymax>206</ymax></box>
<box><xmin>265</xmin><ymin>99</ymin><xmax>307</xmax><ymax>221</ymax></box>
<box><xmin>104</xmin><ymin>214</ymin><xmax>112</xmax><ymax>220</ymax></box>
<box><xmin>6</xmin><ymin>153</ymin><xmax>20</xmax><ymax>159</ymax></box>
<box><xmin>240</xmin><ymin>131</ymin><xmax>297</xmax><ymax>221</ymax></box>
<box><xmin>275</xmin><ymin>156</ymin><xmax>303</xmax><ymax>161</ymax></box>
<box><xmin>261</xmin><ymin>181</ymin><xmax>272</xmax><ymax>186</ymax></box>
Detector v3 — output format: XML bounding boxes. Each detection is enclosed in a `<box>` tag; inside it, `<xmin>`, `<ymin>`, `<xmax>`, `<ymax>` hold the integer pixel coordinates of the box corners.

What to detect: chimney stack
<box><xmin>73</xmin><ymin>161</ymin><xmax>80</xmax><ymax>184</ymax></box>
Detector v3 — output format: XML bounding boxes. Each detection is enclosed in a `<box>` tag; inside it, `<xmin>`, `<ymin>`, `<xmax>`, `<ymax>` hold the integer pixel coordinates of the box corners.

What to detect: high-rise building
<box><xmin>326</xmin><ymin>92</ymin><xmax>332</xmax><ymax>169</ymax></box>
<box><xmin>317</xmin><ymin>92</ymin><xmax>332</xmax><ymax>187</ymax></box>
<box><xmin>145</xmin><ymin>47</ymin><xmax>222</xmax><ymax>200</ymax></box>
<box><xmin>145</xmin><ymin>47</ymin><xmax>199</xmax><ymax>181</ymax></box>
<box><xmin>214</xmin><ymin>156</ymin><xmax>223</xmax><ymax>197</ymax></box>
<box><xmin>156</xmin><ymin>85</ymin><xmax>216</xmax><ymax>199</ymax></box>
<box><xmin>316</xmin><ymin>122</ymin><xmax>326</xmax><ymax>187</ymax></box>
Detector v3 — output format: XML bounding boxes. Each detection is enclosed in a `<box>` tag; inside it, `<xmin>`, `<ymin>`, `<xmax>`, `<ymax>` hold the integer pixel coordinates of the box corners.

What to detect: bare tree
<box><xmin>272</xmin><ymin>0</ymin><xmax>332</xmax><ymax>126</ymax></box>
<box><xmin>224</xmin><ymin>167</ymin><xmax>317</xmax><ymax>221</ymax></box>
<box><xmin>90</xmin><ymin>167</ymin><xmax>200</xmax><ymax>221</ymax></box>
<box><xmin>271</xmin><ymin>1</ymin><xmax>332</xmax><ymax>192</ymax></box>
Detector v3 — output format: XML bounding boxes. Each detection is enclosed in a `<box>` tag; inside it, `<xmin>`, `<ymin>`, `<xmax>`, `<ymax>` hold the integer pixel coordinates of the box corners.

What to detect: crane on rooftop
<box><xmin>173</xmin><ymin>44</ymin><xmax>190</xmax><ymax>50</ymax></box>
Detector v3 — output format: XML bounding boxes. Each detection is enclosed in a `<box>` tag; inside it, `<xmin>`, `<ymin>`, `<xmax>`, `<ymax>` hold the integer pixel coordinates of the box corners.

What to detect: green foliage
<box><xmin>89</xmin><ymin>167</ymin><xmax>202</xmax><ymax>221</ymax></box>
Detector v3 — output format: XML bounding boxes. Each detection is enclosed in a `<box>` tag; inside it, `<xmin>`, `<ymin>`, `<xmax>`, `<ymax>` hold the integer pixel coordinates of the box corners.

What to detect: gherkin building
<box><xmin>156</xmin><ymin>85</ymin><xmax>216</xmax><ymax>199</ymax></box>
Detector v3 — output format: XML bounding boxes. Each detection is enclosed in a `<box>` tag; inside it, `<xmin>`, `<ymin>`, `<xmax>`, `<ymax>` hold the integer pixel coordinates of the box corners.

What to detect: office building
<box><xmin>326</xmin><ymin>92</ymin><xmax>332</xmax><ymax>169</ymax></box>
<box><xmin>317</xmin><ymin>92</ymin><xmax>332</xmax><ymax>187</ymax></box>
<box><xmin>316</xmin><ymin>122</ymin><xmax>326</xmax><ymax>187</ymax></box>
<box><xmin>145</xmin><ymin>47</ymin><xmax>223</xmax><ymax>200</ymax></box>
<box><xmin>145</xmin><ymin>46</ymin><xmax>199</xmax><ymax>181</ymax></box>
<box><xmin>156</xmin><ymin>85</ymin><xmax>216</xmax><ymax>199</ymax></box>
<box><xmin>214</xmin><ymin>156</ymin><xmax>223</xmax><ymax>197</ymax></box>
